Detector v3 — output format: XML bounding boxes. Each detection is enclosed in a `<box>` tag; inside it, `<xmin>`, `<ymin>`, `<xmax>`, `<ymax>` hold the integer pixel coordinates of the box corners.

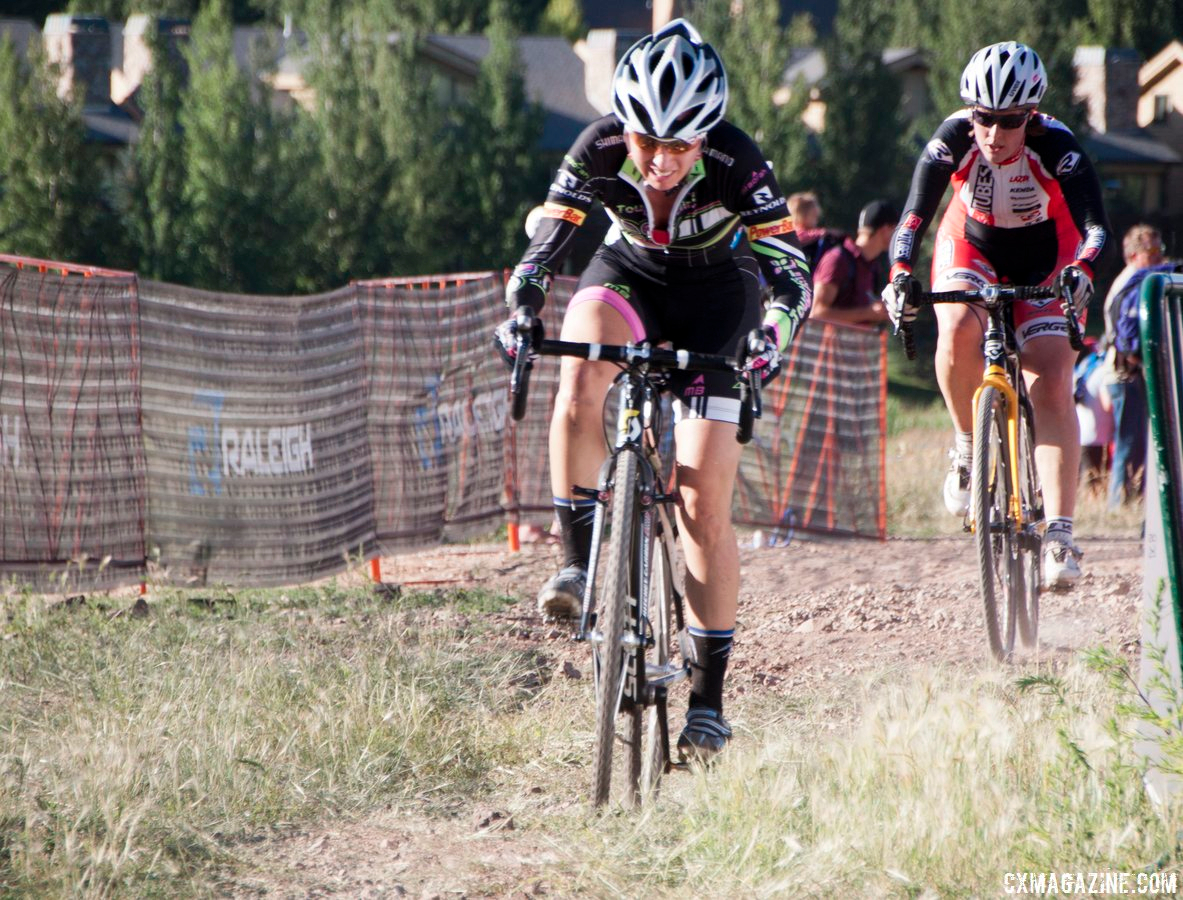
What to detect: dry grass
<box><xmin>887</xmin><ymin>397</ymin><xmax>1146</xmax><ymax>539</ymax></box>
<box><xmin>562</xmin><ymin>664</ymin><xmax>1183</xmax><ymax>897</ymax></box>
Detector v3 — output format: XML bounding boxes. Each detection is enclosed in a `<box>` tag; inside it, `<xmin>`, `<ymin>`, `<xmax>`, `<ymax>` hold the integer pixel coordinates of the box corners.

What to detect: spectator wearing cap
<box><xmin>809</xmin><ymin>199</ymin><xmax>898</xmax><ymax>326</ymax></box>
<box><xmin>1104</xmin><ymin>225</ymin><xmax>1177</xmax><ymax>508</ymax></box>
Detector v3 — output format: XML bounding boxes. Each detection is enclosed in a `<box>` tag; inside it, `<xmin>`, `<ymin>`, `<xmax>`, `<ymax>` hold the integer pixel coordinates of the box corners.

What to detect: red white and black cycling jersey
<box><xmin>889</xmin><ymin>111</ymin><xmax>1111</xmax><ymax>291</ymax></box>
<box><xmin>504</xmin><ymin>114</ymin><xmax>812</xmax><ymax>333</ymax></box>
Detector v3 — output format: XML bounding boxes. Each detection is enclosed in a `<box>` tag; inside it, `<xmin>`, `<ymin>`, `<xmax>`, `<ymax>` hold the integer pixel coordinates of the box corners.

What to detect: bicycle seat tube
<box><xmin>970</xmin><ymin>302</ymin><xmax>1025</xmax><ymax>523</ymax></box>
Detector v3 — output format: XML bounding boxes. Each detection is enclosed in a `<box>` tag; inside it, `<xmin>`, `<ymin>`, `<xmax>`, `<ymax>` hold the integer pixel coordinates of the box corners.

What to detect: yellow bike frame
<box><xmin>971</xmin><ymin>364</ymin><xmax>1024</xmax><ymax>528</ymax></box>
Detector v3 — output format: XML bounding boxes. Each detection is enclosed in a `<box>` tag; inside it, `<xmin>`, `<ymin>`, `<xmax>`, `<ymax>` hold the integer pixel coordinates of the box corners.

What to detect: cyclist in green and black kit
<box><xmin>495</xmin><ymin>19</ymin><xmax>812</xmax><ymax>758</ymax></box>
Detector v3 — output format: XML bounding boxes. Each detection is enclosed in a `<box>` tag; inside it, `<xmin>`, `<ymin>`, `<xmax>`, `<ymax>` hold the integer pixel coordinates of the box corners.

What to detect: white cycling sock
<box><xmin>1045</xmin><ymin>517</ymin><xmax>1073</xmax><ymax>544</ymax></box>
<box><xmin>954</xmin><ymin>430</ymin><xmax>973</xmax><ymax>464</ymax></box>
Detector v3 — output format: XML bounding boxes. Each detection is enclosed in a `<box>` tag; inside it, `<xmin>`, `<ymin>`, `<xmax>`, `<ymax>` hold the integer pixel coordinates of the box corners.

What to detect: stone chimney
<box><xmin>43</xmin><ymin>13</ymin><xmax>111</xmax><ymax>109</ymax></box>
<box><xmin>1073</xmin><ymin>46</ymin><xmax>1142</xmax><ymax>133</ymax></box>
<box><xmin>113</xmin><ymin>14</ymin><xmax>190</xmax><ymax>105</ymax></box>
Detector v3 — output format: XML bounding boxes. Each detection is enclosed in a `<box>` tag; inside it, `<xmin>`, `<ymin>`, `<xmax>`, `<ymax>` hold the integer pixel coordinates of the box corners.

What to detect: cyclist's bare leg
<box><xmin>548</xmin><ymin>299</ymin><xmax>635</xmax><ymax>511</ymax></box>
<box><xmin>1019</xmin><ymin>335</ymin><xmax>1080</xmax><ymax>520</ymax></box>
<box><xmin>671</xmin><ymin>418</ymin><xmax>742</xmax><ymax>632</ymax></box>
<box><xmin>933</xmin><ymin>287</ymin><xmax>986</xmax><ymax>432</ymax></box>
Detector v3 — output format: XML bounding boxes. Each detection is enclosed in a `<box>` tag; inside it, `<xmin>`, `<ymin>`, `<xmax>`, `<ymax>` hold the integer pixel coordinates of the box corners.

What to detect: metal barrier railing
<box><xmin>1136</xmin><ymin>271</ymin><xmax>1183</xmax><ymax>803</ymax></box>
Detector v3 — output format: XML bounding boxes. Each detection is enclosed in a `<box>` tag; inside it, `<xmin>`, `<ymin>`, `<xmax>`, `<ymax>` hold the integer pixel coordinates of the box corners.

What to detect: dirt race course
<box><xmin>224</xmin><ymin>531</ymin><xmax>1145</xmax><ymax>898</ymax></box>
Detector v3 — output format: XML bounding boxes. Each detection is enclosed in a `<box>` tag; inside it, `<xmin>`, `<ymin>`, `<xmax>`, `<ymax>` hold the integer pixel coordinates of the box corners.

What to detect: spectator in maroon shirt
<box><xmin>810</xmin><ymin>199</ymin><xmax>898</xmax><ymax>326</ymax></box>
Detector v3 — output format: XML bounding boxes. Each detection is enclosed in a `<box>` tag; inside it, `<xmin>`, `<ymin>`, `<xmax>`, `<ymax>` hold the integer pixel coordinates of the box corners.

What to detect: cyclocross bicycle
<box><xmin>901</xmin><ymin>283</ymin><xmax>1084</xmax><ymax>661</ymax></box>
<box><xmin>506</xmin><ymin>306</ymin><xmax>762</xmax><ymax>806</ymax></box>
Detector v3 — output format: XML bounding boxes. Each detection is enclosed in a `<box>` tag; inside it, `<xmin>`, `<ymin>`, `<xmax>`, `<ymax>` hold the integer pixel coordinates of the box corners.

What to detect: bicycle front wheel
<box><xmin>592</xmin><ymin>449</ymin><xmax>643</xmax><ymax>808</ymax></box>
<box><xmin>972</xmin><ymin>385</ymin><xmax>1021</xmax><ymax>661</ymax></box>
<box><xmin>640</xmin><ymin>510</ymin><xmax>679</xmax><ymax>799</ymax></box>
<box><xmin>1015</xmin><ymin>400</ymin><xmax>1042</xmax><ymax>647</ymax></box>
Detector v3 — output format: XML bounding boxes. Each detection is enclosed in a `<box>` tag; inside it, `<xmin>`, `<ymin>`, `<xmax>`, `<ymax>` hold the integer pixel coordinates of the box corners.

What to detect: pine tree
<box><xmin>812</xmin><ymin>0</ymin><xmax>912</xmax><ymax>228</ymax></box>
<box><xmin>0</xmin><ymin>37</ymin><xmax>113</xmax><ymax>265</ymax></box>
<box><xmin>1086</xmin><ymin>0</ymin><xmax>1182</xmax><ymax>62</ymax></box>
<box><xmin>179</xmin><ymin>0</ymin><xmax>317</xmax><ymax>292</ymax></box>
<box><xmin>689</xmin><ymin>0</ymin><xmax>815</xmax><ymax>195</ymax></box>
<box><xmin>122</xmin><ymin>19</ymin><xmax>188</xmax><ymax>281</ymax></box>
<box><xmin>432</xmin><ymin>0</ymin><xmax>546</xmax><ymax>272</ymax></box>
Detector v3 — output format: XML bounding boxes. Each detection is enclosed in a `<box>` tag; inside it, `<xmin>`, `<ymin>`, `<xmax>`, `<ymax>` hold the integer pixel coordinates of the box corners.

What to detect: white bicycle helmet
<box><xmin>959</xmin><ymin>41</ymin><xmax>1047</xmax><ymax>109</ymax></box>
<box><xmin>611</xmin><ymin>18</ymin><xmax>728</xmax><ymax>142</ymax></box>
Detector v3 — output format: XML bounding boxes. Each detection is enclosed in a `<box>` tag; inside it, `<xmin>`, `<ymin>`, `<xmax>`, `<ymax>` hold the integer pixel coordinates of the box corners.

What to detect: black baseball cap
<box><xmin>858</xmin><ymin>199</ymin><xmax>899</xmax><ymax>231</ymax></box>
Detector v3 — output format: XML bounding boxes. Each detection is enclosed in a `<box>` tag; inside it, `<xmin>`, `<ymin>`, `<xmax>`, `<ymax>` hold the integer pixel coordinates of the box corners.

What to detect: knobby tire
<box><xmin>640</xmin><ymin>513</ymin><xmax>676</xmax><ymax>798</ymax></box>
<box><xmin>1016</xmin><ymin>405</ymin><xmax>1042</xmax><ymax>647</ymax></box>
<box><xmin>592</xmin><ymin>449</ymin><xmax>642</xmax><ymax>807</ymax></box>
<box><xmin>973</xmin><ymin>386</ymin><xmax>1019</xmax><ymax>661</ymax></box>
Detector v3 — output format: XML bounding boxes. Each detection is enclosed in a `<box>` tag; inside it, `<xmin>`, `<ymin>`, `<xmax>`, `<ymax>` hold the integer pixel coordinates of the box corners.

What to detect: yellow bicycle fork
<box><xmin>971</xmin><ymin>365</ymin><xmax>1024</xmax><ymax>529</ymax></box>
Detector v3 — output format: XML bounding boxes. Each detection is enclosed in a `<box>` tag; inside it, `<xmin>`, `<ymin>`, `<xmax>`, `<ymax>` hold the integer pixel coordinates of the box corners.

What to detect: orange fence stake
<box><xmin>370</xmin><ymin>556</ymin><xmax>382</xmax><ymax>582</ymax></box>
<box><xmin>507</xmin><ymin>522</ymin><xmax>521</xmax><ymax>552</ymax></box>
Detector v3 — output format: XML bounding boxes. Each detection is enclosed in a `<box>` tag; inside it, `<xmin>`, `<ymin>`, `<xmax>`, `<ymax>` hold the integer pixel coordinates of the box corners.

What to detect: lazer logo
<box><xmin>1009</xmin><ymin>175</ymin><xmax>1030</xmax><ymax>183</ymax></box>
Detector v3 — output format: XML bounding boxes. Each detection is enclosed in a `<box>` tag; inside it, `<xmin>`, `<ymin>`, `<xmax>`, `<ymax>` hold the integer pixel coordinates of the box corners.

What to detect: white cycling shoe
<box><xmin>943</xmin><ymin>452</ymin><xmax>971</xmax><ymax>517</ymax></box>
<box><xmin>1043</xmin><ymin>538</ymin><xmax>1082</xmax><ymax>590</ymax></box>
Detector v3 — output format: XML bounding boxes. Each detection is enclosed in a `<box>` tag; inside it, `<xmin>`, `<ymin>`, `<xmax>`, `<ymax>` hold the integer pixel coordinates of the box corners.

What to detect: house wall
<box><xmin>1139</xmin><ymin>56</ymin><xmax>1183</xmax><ymax>217</ymax></box>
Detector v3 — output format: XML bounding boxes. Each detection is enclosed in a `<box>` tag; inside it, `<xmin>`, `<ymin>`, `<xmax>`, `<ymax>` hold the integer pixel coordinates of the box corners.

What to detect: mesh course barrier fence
<box><xmin>138</xmin><ymin>279</ymin><xmax>376</xmax><ymax>587</ymax></box>
<box><xmin>507</xmin><ymin>278</ymin><xmax>887</xmax><ymax>542</ymax></box>
<box><xmin>357</xmin><ymin>274</ymin><xmax>511</xmax><ymax>550</ymax></box>
<box><xmin>0</xmin><ymin>257</ymin><xmax>146</xmax><ymax>592</ymax></box>
<box><xmin>0</xmin><ymin>259</ymin><xmax>886</xmax><ymax>591</ymax></box>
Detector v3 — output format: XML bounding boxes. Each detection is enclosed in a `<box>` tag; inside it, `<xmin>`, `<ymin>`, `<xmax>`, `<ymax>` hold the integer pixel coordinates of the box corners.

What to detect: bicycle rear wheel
<box><xmin>972</xmin><ymin>385</ymin><xmax>1021</xmax><ymax>661</ymax></box>
<box><xmin>1015</xmin><ymin>401</ymin><xmax>1042</xmax><ymax>647</ymax></box>
<box><xmin>591</xmin><ymin>449</ymin><xmax>643</xmax><ymax>807</ymax></box>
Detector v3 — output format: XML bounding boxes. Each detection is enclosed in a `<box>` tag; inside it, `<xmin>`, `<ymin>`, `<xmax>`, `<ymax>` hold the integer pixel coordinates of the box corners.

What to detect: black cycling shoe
<box><xmin>677</xmin><ymin>707</ymin><xmax>732</xmax><ymax>763</ymax></box>
<box><xmin>536</xmin><ymin>565</ymin><xmax>586</xmax><ymax>620</ymax></box>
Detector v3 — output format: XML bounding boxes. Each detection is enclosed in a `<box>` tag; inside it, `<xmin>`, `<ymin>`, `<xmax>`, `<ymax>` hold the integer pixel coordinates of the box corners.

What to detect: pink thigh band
<box><xmin>567</xmin><ymin>286</ymin><xmax>646</xmax><ymax>343</ymax></box>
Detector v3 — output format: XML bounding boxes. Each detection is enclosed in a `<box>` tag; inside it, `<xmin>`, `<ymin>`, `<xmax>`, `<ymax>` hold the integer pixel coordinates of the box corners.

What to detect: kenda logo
<box><xmin>0</xmin><ymin>414</ymin><xmax>21</xmax><ymax>469</ymax></box>
<box><xmin>222</xmin><ymin>424</ymin><xmax>314</xmax><ymax>477</ymax></box>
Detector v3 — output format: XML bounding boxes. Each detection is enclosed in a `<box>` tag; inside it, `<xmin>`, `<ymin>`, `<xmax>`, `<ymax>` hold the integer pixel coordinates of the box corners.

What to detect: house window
<box><xmin>1153</xmin><ymin>94</ymin><xmax>1170</xmax><ymax>122</ymax></box>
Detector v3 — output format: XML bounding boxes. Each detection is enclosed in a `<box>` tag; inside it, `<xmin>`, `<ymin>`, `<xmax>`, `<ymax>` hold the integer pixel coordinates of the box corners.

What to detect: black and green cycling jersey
<box><xmin>505</xmin><ymin>115</ymin><xmax>812</xmax><ymax>346</ymax></box>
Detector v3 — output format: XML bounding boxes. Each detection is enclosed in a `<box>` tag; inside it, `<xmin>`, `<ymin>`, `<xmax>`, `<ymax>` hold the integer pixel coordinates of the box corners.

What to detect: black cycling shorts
<box><xmin>569</xmin><ymin>240</ymin><xmax>763</xmax><ymax>424</ymax></box>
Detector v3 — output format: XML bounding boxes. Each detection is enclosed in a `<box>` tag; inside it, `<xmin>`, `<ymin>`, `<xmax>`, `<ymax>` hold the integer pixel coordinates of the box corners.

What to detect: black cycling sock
<box><xmin>554</xmin><ymin>497</ymin><xmax>596</xmax><ymax>570</ymax></box>
<box><xmin>688</xmin><ymin>627</ymin><xmax>734</xmax><ymax>713</ymax></box>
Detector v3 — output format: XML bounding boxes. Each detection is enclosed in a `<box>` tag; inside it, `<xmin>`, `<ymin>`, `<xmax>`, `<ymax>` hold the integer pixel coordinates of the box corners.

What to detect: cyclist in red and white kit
<box><xmin>883</xmin><ymin>41</ymin><xmax>1113</xmax><ymax>590</ymax></box>
<box><xmin>495</xmin><ymin>19</ymin><xmax>812</xmax><ymax>758</ymax></box>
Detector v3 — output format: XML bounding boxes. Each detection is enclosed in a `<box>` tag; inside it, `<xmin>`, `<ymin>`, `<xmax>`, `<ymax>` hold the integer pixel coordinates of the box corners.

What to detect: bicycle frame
<box><xmin>971</xmin><ymin>302</ymin><xmax>1026</xmax><ymax>527</ymax></box>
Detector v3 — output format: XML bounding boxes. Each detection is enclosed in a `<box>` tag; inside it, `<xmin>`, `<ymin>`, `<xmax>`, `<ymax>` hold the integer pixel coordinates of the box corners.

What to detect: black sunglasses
<box><xmin>972</xmin><ymin>109</ymin><xmax>1031</xmax><ymax>130</ymax></box>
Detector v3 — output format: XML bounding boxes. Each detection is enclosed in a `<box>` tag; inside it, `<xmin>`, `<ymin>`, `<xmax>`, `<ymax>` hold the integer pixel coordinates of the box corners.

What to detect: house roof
<box><xmin>1140</xmin><ymin>39</ymin><xmax>1183</xmax><ymax>93</ymax></box>
<box><xmin>783</xmin><ymin>46</ymin><xmax>927</xmax><ymax>87</ymax></box>
<box><xmin>582</xmin><ymin>1</ymin><xmax>840</xmax><ymax>34</ymax></box>
<box><xmin>1082</xmin><ymin>127</ymin><xmax>1182</xmax><ymax>166</ymax></box>
<box><xmin>424</xmin><ymin>34</ymin><xmax>601</xmax><ymax>150</ymax></box>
